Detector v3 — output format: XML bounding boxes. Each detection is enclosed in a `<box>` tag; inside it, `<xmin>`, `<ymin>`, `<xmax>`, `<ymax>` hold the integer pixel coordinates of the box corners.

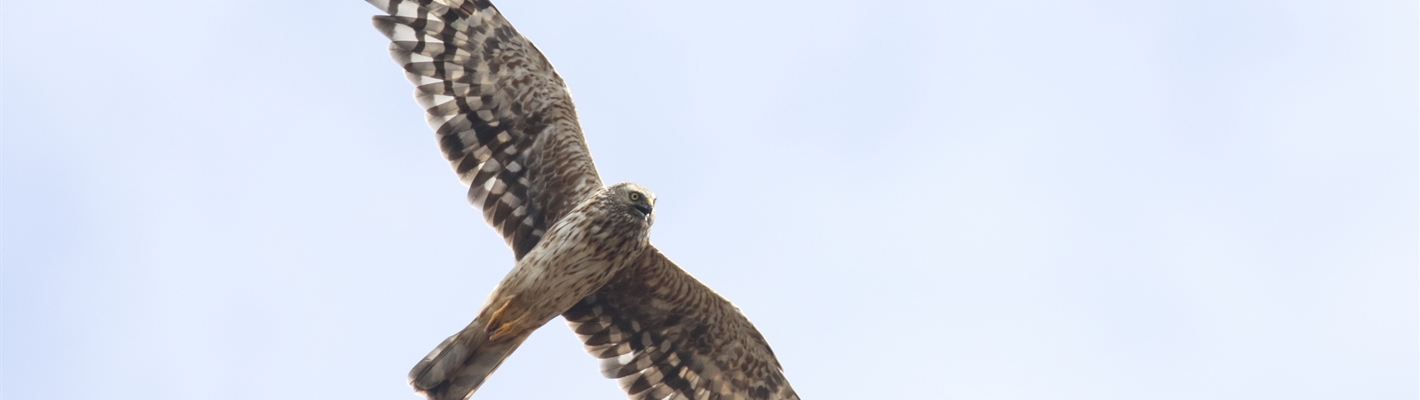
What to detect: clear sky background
<box><xmin>2</xmin><ymin>0</ymin><xmax>1415</xmax><ymax>399</ymax></box>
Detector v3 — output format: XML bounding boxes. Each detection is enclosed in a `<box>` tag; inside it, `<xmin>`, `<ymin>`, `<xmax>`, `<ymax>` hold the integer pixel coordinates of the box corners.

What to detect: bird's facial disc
<box><xmin>627</xmin><ymin>191</ymin><xmax>654</xmax><ymax>219</ymax></box>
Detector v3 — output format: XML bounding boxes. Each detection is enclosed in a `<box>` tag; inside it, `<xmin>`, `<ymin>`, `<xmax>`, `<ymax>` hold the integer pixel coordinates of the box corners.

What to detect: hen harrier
<box><xmin>365</xmin><ymin>1</ymin><xmax>799</xmax><ymax>399</ymax></box>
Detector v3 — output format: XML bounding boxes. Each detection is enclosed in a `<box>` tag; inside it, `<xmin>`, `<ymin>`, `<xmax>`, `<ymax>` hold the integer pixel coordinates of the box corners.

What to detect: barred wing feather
<box><xmin>564</xmin><ymin>248</ymin><xmax>800</xmax><ymax>400</ymax></box>
<box><xmin>369</xmin><ymin>0</ymin><xmax>603</xmax><ymax>259</ymax></box>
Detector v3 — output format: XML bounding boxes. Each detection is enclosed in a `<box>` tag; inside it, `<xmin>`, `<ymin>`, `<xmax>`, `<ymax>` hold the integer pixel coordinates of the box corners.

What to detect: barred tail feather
<box><xmin>409</xmin><ymin>322</ymin><xmax>533</xmax><ymax>400</ymax></box>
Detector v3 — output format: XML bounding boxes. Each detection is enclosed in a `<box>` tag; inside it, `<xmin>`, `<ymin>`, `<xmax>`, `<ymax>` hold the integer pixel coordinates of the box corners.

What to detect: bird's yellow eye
<box><xmin>629</xmin><ymin>192</ymin><xmax>641</xmax><ymax>201</ymax></box>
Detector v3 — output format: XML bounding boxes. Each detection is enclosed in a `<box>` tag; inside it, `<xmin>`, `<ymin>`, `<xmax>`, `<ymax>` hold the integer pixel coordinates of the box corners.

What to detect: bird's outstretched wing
<box><xmin>370</xmin><ymin>0</ymin><xmax>603</xmax><ymax>259</ymax></box>
<box><xmin>564</xmin><ymin>248</ymin><xmax>800</xmax><ymax>400</ymax></box>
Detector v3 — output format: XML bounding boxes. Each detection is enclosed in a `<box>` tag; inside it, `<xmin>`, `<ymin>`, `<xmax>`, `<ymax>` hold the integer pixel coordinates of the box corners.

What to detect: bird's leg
<box><xmin>485</xmin><ymin>299</ymin><xmax>533</xmax><ymax>342</ymax></box>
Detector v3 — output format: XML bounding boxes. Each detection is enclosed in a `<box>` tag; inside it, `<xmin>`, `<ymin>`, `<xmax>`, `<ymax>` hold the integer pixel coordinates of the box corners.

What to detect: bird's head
<box><xmin>604</xmin><ymin>182</ymin><xmax>656</xmax><ymax>227</ymax></box>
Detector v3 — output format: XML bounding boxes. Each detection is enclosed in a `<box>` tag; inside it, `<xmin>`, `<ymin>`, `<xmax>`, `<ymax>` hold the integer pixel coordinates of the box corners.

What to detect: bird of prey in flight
<box><xmin>365</xmin><ymin>0</ymin><xmax>800</xmax><ymax>399</ymax></box>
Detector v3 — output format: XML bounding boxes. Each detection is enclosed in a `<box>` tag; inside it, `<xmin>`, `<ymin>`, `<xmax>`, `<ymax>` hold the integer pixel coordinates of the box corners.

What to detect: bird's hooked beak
<box><xmin>632</xmin><ymin>204</ymin><xmax>653</xmax><ymax>220</ymax></box>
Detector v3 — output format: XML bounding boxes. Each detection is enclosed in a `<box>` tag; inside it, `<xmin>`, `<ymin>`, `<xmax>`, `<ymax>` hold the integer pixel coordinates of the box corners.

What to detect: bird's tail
<box><xmin>408</xmin><ymin>320</ymin><xmax>533</xmax><ymax>400</ymax></box>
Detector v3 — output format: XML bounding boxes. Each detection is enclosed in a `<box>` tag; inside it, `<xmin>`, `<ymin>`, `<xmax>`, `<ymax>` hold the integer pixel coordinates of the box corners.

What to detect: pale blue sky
<box><xmin>3</xmin><ymin>0</ymin><xmax>1416</xmax><ymax>399</ymax></box>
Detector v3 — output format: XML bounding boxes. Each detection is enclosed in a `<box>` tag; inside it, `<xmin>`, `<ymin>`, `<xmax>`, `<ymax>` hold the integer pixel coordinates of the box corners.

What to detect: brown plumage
<box><xmin>366</xmin><ymin>0</ymin><xmax>799</xmax><ymax>399</ymax></box>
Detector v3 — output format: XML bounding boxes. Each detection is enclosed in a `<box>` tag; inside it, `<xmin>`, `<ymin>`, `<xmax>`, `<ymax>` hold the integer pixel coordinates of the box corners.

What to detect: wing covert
<box><xmin>369</xmin><ymin>0</ymin><xmax>603</xmax><ymax>258</ymax></box>
<box><xmin>563</xmin><ymin>248</ymin><xmax>799</xmax><ymax>400</ymax></box>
